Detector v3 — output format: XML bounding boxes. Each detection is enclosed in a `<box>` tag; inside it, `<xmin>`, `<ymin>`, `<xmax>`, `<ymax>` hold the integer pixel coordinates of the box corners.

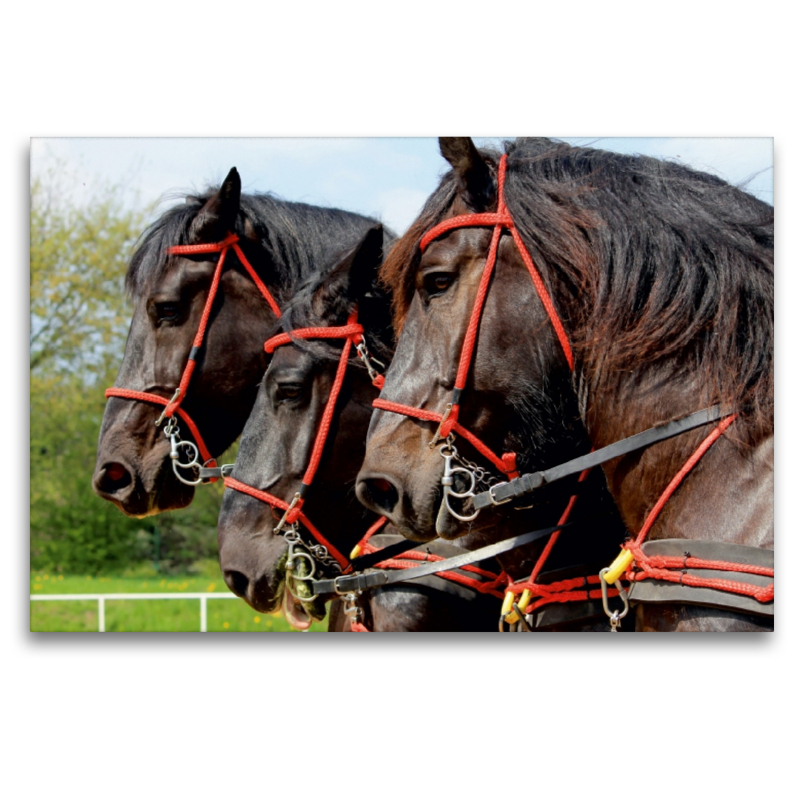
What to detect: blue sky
<box><xmin>31</xmin><ymin>137</ymin><xmax>773</xmax><ymax>235</ymax></box>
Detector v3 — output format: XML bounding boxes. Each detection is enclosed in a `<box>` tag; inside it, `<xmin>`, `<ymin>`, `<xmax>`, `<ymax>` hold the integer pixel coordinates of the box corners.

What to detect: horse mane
<box><xmin>381</xmin><ymin>137</ymin><xmax>774</xmax><ymax>432</ymax></box>
<box><xmin>277</xmin><ymin>234</ymin><xmax>396</xmax><ymax>370</ymax></box>
<box><xmin>125</xmin><ymin>187</ymin><xmax>380</xmax><ymax>302</ymax></box>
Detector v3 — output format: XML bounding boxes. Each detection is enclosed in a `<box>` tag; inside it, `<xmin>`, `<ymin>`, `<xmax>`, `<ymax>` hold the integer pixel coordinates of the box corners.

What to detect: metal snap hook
<box><xmin>599</xmin><ymin>567</ymin><xmax>630</xmax><ymax>632</ymax></box>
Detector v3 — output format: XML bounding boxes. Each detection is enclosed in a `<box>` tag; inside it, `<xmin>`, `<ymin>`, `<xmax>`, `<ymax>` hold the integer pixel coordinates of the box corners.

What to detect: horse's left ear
<box><xmin>313</xmin><ymin>225</ymin><xmax>384</xmax><ymax>318</ymax></box>
<box><xmin>189</xmin><ymin>167</ymin><xmax>241</xmax><ymax>241</ymax></box>
<box><xmin>439</xmin><ymin>137</ymin><xmax>495</xmax><ymax>210</ymax></box>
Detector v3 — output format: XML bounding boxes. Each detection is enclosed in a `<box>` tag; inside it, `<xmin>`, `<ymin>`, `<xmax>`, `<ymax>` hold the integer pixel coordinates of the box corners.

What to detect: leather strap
<box><xmin>473</xmin><ymin>406</ymin><xmax>725</xmax><ymax>510</ymax></box>
<box><xmin>312</xmin><ymin>523</ymin><xmax>570</xmax><ymax>596</ymax></box>
<box><xmin>628</xmin><ymin>539</ymin><xmax>774</xmax><ymax>617</ymax></box>
<box><xmin>199</xmin><ymin>464</ymin><xmax>235</xmax><ymax>480</ymax></box>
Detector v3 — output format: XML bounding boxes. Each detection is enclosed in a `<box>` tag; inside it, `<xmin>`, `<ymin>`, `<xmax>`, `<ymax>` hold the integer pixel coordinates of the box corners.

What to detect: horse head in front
<box><xmin>357</xmin><ymin>138</ymin><xmax>586</xmax><ymax>542</ymax></box>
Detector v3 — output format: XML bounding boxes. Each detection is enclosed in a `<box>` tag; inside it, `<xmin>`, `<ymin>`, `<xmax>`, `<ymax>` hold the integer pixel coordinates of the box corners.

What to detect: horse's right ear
<box><xmin>439</xmin><ymin>137</ymin><xmax>495</xmax><ymax>210</ymax></box>
<box><xmin>189</xmin><ymin>167</ymin><xmax>241</xmax><ymax>241</ymax></box>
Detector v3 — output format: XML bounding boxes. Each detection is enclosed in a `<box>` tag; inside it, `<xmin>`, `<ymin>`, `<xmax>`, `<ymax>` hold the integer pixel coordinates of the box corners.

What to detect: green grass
<box><xmin>30</xmin><ymin>562</ymin><xmax>328</xmax><ymax>632</ymax></box>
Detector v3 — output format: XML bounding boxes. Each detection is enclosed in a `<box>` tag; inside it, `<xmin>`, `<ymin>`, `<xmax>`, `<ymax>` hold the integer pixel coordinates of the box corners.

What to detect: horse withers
<box><xmin>357</xmin><ymin>137</ymin><xmax>773</xmax><ymax>632</ymax></box>
<box><xmin>93</xmin><ymin>167</ymin><xmax>383</xmax><ymax>518</ymax></box>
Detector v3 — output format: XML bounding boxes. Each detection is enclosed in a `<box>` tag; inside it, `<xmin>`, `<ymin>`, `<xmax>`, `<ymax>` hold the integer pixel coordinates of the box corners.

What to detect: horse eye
<box><xmin>155</xmin><ymin>302</ymin><xmax>181</xmax><ymax>322</ymax></box>
<box><xmin>424</xmin><ymin>273</ymin><xmax>454</xmax><ymax>297</ymax></box>
<box><xmin>277</xmin><ymin>384</ymin><xmax>304</xmax><ymax>401</ymax></box>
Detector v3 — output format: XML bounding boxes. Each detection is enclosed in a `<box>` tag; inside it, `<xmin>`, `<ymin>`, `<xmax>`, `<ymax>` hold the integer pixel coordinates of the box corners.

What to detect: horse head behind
<box><xmin>94</xmin><ymin>167</ymin><xmax>381</xmax><ymax>517</ymax></box>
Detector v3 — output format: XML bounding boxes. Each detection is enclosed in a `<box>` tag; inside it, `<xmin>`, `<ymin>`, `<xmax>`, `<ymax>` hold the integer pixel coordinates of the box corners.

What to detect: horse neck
<box><xmin>583</xmin><ymin>369</ymin><xmax>773</xmax><ymax>549</ymax></box>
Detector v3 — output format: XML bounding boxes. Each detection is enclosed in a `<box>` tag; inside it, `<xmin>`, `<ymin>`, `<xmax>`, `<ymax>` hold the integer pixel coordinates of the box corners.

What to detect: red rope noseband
<box><xmin>105</xmin><ymin>233</ymin><xmax>283</xmax><ymax>477</ymax></box>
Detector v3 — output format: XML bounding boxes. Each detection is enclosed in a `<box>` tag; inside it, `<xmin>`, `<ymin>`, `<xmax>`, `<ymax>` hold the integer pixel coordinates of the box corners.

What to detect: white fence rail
<box><xmin>30</xmin><ymin>592</ymin><xmax>240</xmax><ymax>632</ymax></box>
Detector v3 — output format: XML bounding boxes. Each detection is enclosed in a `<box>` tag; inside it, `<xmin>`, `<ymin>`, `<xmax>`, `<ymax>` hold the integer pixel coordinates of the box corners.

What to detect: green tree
<box><xmin>30</xmin><ymin>167</ymin><xmax>146</xmax><ymax>377</ymax></box>
<box><xmin>31</xmin><ymin>166</ymin><xmax>234</xmax><ymax>575</ymax></box>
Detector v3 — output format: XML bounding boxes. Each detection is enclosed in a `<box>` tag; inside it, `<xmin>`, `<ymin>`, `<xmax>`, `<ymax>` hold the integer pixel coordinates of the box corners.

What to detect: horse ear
<box><xmin>189</xmin><ymin>167</ymin><xmax>241</xmax><ymax>241</ymax></box>
<box><xmin>439</xmin><ymin>137</ymin><xmax>495</xmax><ymax>210</ymax></box>
<box><xmin>313</xmin><ymin>225</ymin><xmax>385</xmax><ymax>318</ymax></box>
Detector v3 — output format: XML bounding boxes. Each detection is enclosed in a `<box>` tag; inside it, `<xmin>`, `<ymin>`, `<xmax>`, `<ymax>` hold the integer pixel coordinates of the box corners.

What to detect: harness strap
<box><xmin>223</xmin><ymin>475</ymin><xmax>350</xmax><ymax>570</ymax></box>
<box><xmin>473</xmin><ymin>405</ymin><xmax>726</xmax><ymax>509</ymax></box>
<box><xmin>626</xmin><ymin>539</ymin><xmax>774</xmax><ymax>617</ymax></box>
<box><xmin>312</xmin><ymin>522</ymin><xmax>571</xmax><ymax>596</ymax></box>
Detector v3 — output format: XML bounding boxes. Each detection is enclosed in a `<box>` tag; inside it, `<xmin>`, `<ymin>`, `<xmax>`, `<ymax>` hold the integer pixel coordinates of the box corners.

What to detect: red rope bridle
<box><xmin>223</xmin><ymin>309</ymin><xmax>386</xmax><ymax>572</ymax></box>
<box><xmin>105</xmin><ymin>233</ymin><xmax>282</xmax><ymax>479</ymax></box>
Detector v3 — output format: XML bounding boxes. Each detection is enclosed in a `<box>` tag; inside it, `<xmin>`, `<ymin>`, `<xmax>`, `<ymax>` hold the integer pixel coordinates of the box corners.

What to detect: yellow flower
<box><xmin>206</xmin><ymin>583</ymin><xmax>216</xmax><ymax>592</ymax></box>
<box><xmin>44</xmin><ymin>575</ymin><xmax>50</xmax><ymax>580</ymax></box>
<box><xmin>33</xmin><ymin>584</ymin><xmax>42</xmax><ymax>590</ymax></box>
<box><xmin>223</xmin><ymin>622</ymin><xmax>230</xmax><ymax>629</ymax></box>
<box><xmin>35</xmin><ymin>576</ymin><xmax>41</xmax><ymax>581</ymax></box>
<box><xmin>86</xmin><ymin>576</ymin><xmax>92</xmax><ymax>581</ymax></box>
<box><xmin>253</xmin><ymin>616</ymin><xmax>261</xmax><ymax>624</ymax></box>
<box><xmin>58</xmin><ymin>575</ymin><xmax>64</xmax><ymax>580</ymax></box>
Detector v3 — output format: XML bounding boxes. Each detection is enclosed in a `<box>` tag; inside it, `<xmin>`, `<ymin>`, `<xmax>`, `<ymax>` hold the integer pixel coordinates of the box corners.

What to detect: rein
<box><xmin>105</xmin><ymin>233</ymin><xmax>282</xmax><ymax>485</ymax></box>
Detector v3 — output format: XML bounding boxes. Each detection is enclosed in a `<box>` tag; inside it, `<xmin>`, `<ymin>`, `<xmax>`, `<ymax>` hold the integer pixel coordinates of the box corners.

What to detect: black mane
<box><xmin>126</xmin><ymin>188</ymin><xmax>380</xmax><ymax>301</ymax></box>
<box><xmin>382</xmin><ymin>137</ymin><xmax>773</xmax><ymax>432</ymax></box>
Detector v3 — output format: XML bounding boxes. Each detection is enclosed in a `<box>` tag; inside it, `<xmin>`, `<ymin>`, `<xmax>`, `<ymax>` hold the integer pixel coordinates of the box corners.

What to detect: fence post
<box><xmin>98</xmin><ymin>597</ymin><xmax>105</xmax><ymax>633</ymax></box>
<box><xmin>200</xmin><ymin>595</ymin><xmax>207</xmax><ymax>632</ymax></box>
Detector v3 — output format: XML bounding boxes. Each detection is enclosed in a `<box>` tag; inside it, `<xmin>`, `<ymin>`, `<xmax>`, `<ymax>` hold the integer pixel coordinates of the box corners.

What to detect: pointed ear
<box><xmin>312</xmin><ymin>225</ymin><xmax>385</xmax><ymax>320</ymax></box>
<box><xmin>439</xmin><ymin>137</ymin><xmax>495</xmax><ymax>210</ymax></box>
<box><xmin>189</xmin><ymin>167</ymin><xmax>241</xmax><ymax>241</ymax></box>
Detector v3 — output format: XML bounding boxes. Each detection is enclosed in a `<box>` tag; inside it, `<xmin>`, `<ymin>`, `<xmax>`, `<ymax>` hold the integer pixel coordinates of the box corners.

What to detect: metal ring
<box><xmin>172</xmin><ymin>439</ymin><xmax>200</xmax><ymax>469</ymax></box>
<box><xmin>444</xmin><ymin>491</ymin><xmax>480</xmax><ymax>522</ymax></box>
<box><xmin>445</xmin><ymin>466</ymin><xmax>477</xmax><ymax>499</ymax></box>
<box><xmin>172</xmin><ymin>459</ymin><xmax>202</xmax><ymax>486</ymax></box>
<box><xmin>286</xmin><ymin>551</ymin><xmax>319</xmax><ymax>603</ymax></box>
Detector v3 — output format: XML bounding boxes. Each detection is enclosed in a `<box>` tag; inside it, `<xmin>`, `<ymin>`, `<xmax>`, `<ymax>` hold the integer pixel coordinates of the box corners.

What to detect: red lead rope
<box><xmin>105</xmin><ymin>233</ymin><xmax>283</xmax><ymax>480</ymax></box>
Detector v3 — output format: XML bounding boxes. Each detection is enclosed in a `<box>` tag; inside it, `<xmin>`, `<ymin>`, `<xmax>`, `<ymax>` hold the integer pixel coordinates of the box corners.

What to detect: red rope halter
<box><xmin>373</xmin><ymin>154</ymin><xmax>573</xmax><ymax>481</ymax></box>
<box><xmin>223</xmin><ymin>309</ymin><xmax>386</xmax><ymax>572</ymax></box>
<box><xmin>105</xmin><ymin>233</ymin><xmax>282</xmax><ymax>479</ymax></box>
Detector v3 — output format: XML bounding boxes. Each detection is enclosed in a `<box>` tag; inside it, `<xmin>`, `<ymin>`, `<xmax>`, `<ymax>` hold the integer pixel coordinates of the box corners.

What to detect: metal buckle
<box><xmin>273</xmin><ymin>492</ymin><xmax>302</xmax><ymax>534</ymax></box>
<box><xmin>487</xmin><ymin>481</ymin><xmax>512</xmax><ymax>506</ymax></box>
<box><xmin>154</xmin><ymin>388</ymin><xmax>181</xmax><ymax>427</ymax></box>
<box><xmin>355</xmin><ymin>342</ymin><xmax>385</xmax><ymax>383</ymax></box>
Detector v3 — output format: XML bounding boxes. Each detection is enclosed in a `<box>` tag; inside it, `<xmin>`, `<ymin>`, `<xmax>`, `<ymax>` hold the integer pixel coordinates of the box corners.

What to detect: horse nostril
<box><xmin>224</xmin><ymin>570</ymin><xmax>251</xmax><ymax>599</ymax></box>
<box><xmin>95</xmin><ymin>462</ymin><xmax>132</xmax><ymax>495</ymax></box>
<box><xmin>357</xmin><ymin>475</ymin><xmax>400</xmax><ymax>515</ymax></box>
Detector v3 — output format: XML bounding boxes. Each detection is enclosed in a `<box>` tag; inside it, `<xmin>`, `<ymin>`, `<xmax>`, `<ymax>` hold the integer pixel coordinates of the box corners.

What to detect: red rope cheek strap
<box><xmin>223</xmin><ymin>310</ymin><xmax>388</xmax><ymax>572</ymax></box>
<box><xmin>373</xmin><ymin>153</ymin><xmax>574</xmax><ymax>480</ymax></box>
<box><xmin>105</xmin><ymin>233</ymin><xmax>283</xmax><ymax>476</ymax></box>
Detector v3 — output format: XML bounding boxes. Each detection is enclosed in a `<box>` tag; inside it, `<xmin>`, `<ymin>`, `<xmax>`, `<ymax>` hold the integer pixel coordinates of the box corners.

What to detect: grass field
<box><xmin>30</xmin><ymin>561</ymin><xmax>328</xmax><ymax>632</ymax></box>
